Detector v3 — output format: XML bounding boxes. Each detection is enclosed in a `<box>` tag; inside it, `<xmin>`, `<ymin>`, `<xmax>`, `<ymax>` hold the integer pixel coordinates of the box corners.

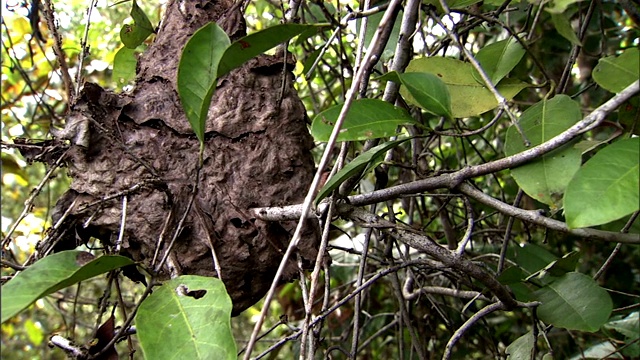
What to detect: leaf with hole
<box><xmin>405</xmin><ymin>57</ymin><xmax>529</xmax><ymax>118</ymax></box>
<box><xmin>310</xmin><ymin>99</ymin><xmax>418</xmax><ymax>142</ymax></box>
<box><xmin>1</xmin><ymin>251</ymin><xmax>134</xmax><ymax>323</ymax></box>
<box><xmin>504</xmin><ymin>95</ymin><xmax>583</xmax><ymax>208</ymax></box>
<box><xmin>472</xmin><ymin>36</ymin><xmax>526</xmax><ymax>85</ymax></box>
<box><xmin>533</xmin><ymin>272</ymin><xmax>612</xmax><ymax>332</ymax></box>
<box><xmin>564</xmin><ymin>137</ymin><xmax>640</xmax><ymax>229</ymax></box>
<box><xmin>381</xmin><ymin>71</ymin><xmax>452</xmax><ymax>118</ymax></box>
<box><xmin>177</xmin><ymin>22</ymin><xmax>230</xmax><ymax>143</ymax></box>
<box><xmin>136</xmin><ymin>275</ymin><xmax>236</xmax><ymax>360</ymax></box>
<box><xmin>120</xmin><ymin>0</ymin><xmax>154</xmax><ymax>49</ymax></box>
<box><xmin>315</xmin><ymin>137</ymin><xmax>412</xmax><ymax>204</ymax></box>
<box><xmin>592</xmin><ymin>47</ymin><xmax>640</xmax><ymax>93</ymax></box>
<box><xmin>218</xmin><ymin>23</ymin><xmax>328</xmax><ymax>78</ymax></box>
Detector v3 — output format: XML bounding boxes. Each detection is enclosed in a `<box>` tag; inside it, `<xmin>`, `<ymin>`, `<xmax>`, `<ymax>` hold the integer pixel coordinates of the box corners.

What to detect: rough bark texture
<box><xmin>45</xmin><ymin>0</ymin><xmax>319</xmax><ymax>314</ymax></box>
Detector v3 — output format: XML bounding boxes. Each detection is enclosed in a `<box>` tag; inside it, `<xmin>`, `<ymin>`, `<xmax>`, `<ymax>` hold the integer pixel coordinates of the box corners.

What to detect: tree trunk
<box><xmin>46</xmin><ymin>0</ymin><xmax>319</xmax><ymax>315</ymax></box>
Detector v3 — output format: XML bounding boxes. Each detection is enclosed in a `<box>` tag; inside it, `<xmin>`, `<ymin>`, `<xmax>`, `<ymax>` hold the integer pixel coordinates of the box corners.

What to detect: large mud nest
<box><xmin>46</xmin><ymin>0</ymin><xmax>319</xmax><ymax>314</ymax></box>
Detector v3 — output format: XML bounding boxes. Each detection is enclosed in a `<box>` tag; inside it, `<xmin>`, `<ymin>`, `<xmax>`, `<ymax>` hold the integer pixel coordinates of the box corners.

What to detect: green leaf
<box><xmin>120</xmin><ymin>0</ymin><xmax>154</xmax><ymax>49</ymax></box>
<box><xmin>543</xmin><ymin>0</ymin><xmax>584</xmax><ymax>14</ymax></box>
<box><xmin>504</xmin><ymin>95</ymin><xmax>583</xmax><ymax>208</ymax></box>
<box><xmin>604</xmin><ymin>312</ymin><xmax>639</xmax><ymax>339</ymax></box>
<box><xmin>177</xmin><ymin>22</ymin><xmax>231</xmax><ymax>143</ymax></box>
<box><xmin>218</xmin><ymin>23</ymin><xmax>327</xmax><ymax>78</ymax></box>
<box><xmin>136</xmin><ymin>275</ymin><xmax>236</xmax><ymax>360</ymax></box>
<box><xmin>1</xmin><ymin>251</ymin><xmax>134</xmax><ymax>323</ymax></box>
<box><xmin>533</xmin><ymin>272</ymin><xmax>612</xmax><ymax>332</ymax></box>
<box><xmin>505</xmin><ymin>331</ymin><xmax>535</xmax><ymax>360</ymax></box>
<box><xmin>405</xmin><ymin>57</ymin><xmax>528</xmax><ymax>118</ymax></box>
<box><xmin>112</xmin><ymin>47</ymin><xmax>138</xmax><ymax>87</ymax></box>
<box><xmin>310</xmin><ymin>99</ymin><xmax>419</xmax><ymax>142</ymax></box>
<box><xmin>315</xmin><ymin>137</ymin><xmax>412</xmax><ymax>204</ymax></box>
<box><xmin>356</xmin><ymin>10</ymin><xmax>402</xmax><ymax>62</ymax></box>
<box><xmin>592</xmin><ymin>47</ymin><xmax>640</xmax><ymax>93</ymax></box>
<box><xmin>381</xmin><ymin>71</ymin><xmax>452</xmax><ymax>118</ymax></box>
<box><xmin>551</xmin><ymin>13</ymin><xmax>581</xmax><ymax>46</ymax></box>
<box><xmin>564</xmin><ymin>138</ymin><xmax>640</xmax><ymax>229</ymax></box>
<box><xmin>473</xmin><ymin>36</ymin><xmax>526</xmax><ymax>85</ymax></box>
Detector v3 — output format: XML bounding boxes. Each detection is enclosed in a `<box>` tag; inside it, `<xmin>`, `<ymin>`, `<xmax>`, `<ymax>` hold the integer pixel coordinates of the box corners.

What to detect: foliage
<box><xmin>2</xmin><ymin>0</ymin><xmax>639</xmax><ymax>359</ymax></box>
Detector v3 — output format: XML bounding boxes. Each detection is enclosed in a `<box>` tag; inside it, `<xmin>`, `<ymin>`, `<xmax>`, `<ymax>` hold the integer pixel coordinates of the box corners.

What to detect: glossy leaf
<box><xmin>1</xmin><ymin>251</ymin><xmax>134</xmax><ymax>323</ymax></box>
<box><xmin>381</xmin><ymin>71</ymin><xmax>452</xmax><ymax>118</ymax></box>
<box><xmin>177</xmin><ymin>22</ymin><xmax>230</xmax><ymax>143</ymax></box>
<box><xmin>473</xmin><ymin>36</ymin><xmax>526</xmax><ymax>85</ymax></box>
<box><xmin>505</xmin><ymin>332</ymin><xmax>535</xmax><ymax>360</ymax></box>
<box><xmin>120</xmin><ymin>0</ymin><xmax>154</xmax><ymax>49</ymax></box>
<box><xmin>551</xmin><ymin>13</ymin><xmax>581</xmax><ymax>46</ymax></box>
<box><xmin>405</xmin><ymin>57</ymin><xmax>528</xmax><ymax>118</ymax></box>
<box><xmin>504</xmin><ymin>95</ymin><xmax>583</xmax><ymax>208</ymax></box>
<box><xmin>592</xmin><ymin>47</ymin><xmax>640</xmax><ymax>93</ymax></box>
<box><xmin>310</xmin><ymin>99</ymin><xmax>418</xmax><ymax>142</ymax></box>
<box><xmin>315</xmin><ymin>137</ymin><xmax>412</xmax><ymax>204</ymax></box>
<box><xmin>112</xmin><ymin>47</ymin><xmax>138</xmax><ymax>87</ymax></box>
<box><xmin>136</xmin><ymin>275</ymin><xmax>236</xmax><ymax>360</ymax></box>
<box><xmin>218</xmin><ymin>23</ymin><xmax>327</xmax><ymax>77</ymax></box>
<box><xmin>533</xmin><ymin>272</ymin><xmax>612</xmax><ymax>332</ymax></box>
<box><xmin>564</xmin><ymin>138</ymin><xmax>640</xmax><ymax>229</ymax></box>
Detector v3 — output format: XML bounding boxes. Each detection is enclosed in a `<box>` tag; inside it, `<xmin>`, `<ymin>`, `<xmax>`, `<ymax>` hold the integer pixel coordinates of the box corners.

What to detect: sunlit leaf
<box><xmin>112</xmin><ymin>47</ymin><xmax>138</xmax><ymax>87</ymax></box>
<box><xmin>310</xmin><ymin>99</ymin><xmax>418</xmax><ymax>142</ymax></box>
<box><xmin>315</xmin><ymin>137</ymin><xmax>412</xmax><ymax>204</ymax></box>
<box><xmin>472</xmin><ymin>36</ymin><xmax>526</xmax><ymax>85</ymax></box>
<box><xmin>218</xmin><ymin>23</ymin><xmax>328</xmax><ymax>77</ymax></box>
<box><xmin>564</xmin><ymin>138</ymin><xmax>640</xmax><ymax>229</ymax></box>
<box><xmin>504</xmin><ymin>95</ymin><xmax>583</xmax><ymax>208</ymax></box>
<box><xmin>381</xmin><ymin>71</ymin><xmax>452</xmax><ymax>118</ymax></box>
<box><xmin>136</xmin><ymin>276</ymin><xmax>236</xmax><ymax>360</ymax></box>
<box><xmin>1</xmin><ymin>251</ymin><xmax>134</xmax><ymax>323</ymax></box>
<box><xmin>405</xmin><ymin>57</ymin><xmax>529</xmax><ymax>118</ymax></box>
<box><xmin>533</xmin><ymin>272</ymin><xmax>612</xmax><ymax>332</ymax></box>
<box><xmin>177</xmin><ymin>22</ymin><xmax>230</xmax><ymax>143</ymax></box>
<box><xmin>592</xmin><ymin>47</ymin><xmax>640</xmax><ymax>93</ymax></box>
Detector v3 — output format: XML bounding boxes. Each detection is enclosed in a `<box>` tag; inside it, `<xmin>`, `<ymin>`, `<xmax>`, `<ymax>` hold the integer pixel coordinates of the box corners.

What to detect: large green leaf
<box><xmin>473</xmin><ymin>36</ymin><xmax>526</xmax><ymax>85</ymax></box>
<box><xmin>505</xmin><ymin>331</ymin><xmax>535</xmax><ymax>360</ymax></box>
<box><xmin>218</xmin><ymin>23</ymin><xmax>327</xmax><ymax>77</ymax></box>
<box><xmin>405</xmin><ymin>57</ymin><xmax>528</xmax><ymax>118</ymax></box>
<box><xmin>136</xmin><ymin>275</ymin><xmax>236</xmax><ymax>360</ymax></box>
<box><xmin>533</xmin><ymin>272</ymin><xmax>612</xmax><ymax>332</ymax></box>
<box><xmin>315</xmin><ymin>137</ymin><xmax>412</xmax><ymax>204</ymax></box>
<box><xmin>310</xmin><ymin>99</ymin><xmax>419</xmax><ymax>142</ymax></box>
<box><xmin>564</xmin><ymin>138</ymin><xmax>640</xmax><ymax>229</ymax></box>
<box><xmin>120</xmin><ymin>0</ymin><xmax>154</xmax><ymax>49</ymax></box>
<box><xmin>381</xmin><ymin>71</ymin><xmax>452</xmax><ymax>118</ymax></box>
<box><xmin>504</xmin><ymin>95</ymin><xmax>583</xmax><ymax>208</ymax></box>
<box><xmin>592</xmin><ymin>47</ymin><xmax>640</xmax><ymax>93</ymax></box>
<box><xmin>177</xmin><ymin>22</ymin><xmax>230</xmax><ymax>143</ymax></box>
<box><xmin>1</xmin><ymin>251</ymin><xmax>134</xmax><ymax>323</ymax></box>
